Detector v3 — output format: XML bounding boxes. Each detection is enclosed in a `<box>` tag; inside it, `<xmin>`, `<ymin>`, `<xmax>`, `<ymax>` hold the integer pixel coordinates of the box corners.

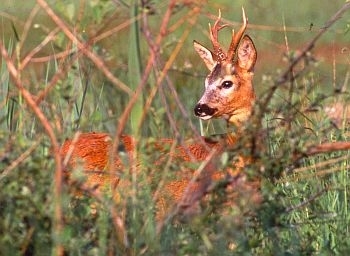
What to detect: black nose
<box><xmin>194</xmin><ymin>103</ymin><xmax>216</xmax><ymax>117</ymax></box>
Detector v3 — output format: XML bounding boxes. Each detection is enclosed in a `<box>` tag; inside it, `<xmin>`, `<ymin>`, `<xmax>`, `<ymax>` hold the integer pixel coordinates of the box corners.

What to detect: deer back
<box><xmin>60</xmin><ymin>8</ymin><xmax>260</xmax><ymax>221</ymax></box>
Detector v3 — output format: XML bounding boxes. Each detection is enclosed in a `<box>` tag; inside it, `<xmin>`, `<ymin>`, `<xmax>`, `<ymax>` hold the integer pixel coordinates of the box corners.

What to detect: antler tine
<box><xmin>209</xmin><ymin>9</ymin><xmax>228</xmax><ymax>62</ymax></box>
<box><xmin>227</xmin><ymin>7</ymin><xmax>248</xmax><ymax>62</ymax></box>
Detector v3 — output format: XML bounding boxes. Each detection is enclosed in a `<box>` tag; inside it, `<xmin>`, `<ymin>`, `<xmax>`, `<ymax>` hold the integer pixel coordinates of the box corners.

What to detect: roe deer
<box><xmin>60</xmin><ymin>8</ymin><xmax>259</xmax><ymax>219</ymax></box>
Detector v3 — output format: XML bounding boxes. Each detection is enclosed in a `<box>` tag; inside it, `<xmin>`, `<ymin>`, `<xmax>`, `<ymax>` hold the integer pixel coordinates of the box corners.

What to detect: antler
<box><xmin>227</xmin><ymin>7</ymin><xmax>248</xmax><ymax>62</ymax></box>
<box><xmin>209</xmin><ymin>10</ymin><xmax>228</xmax><ymax>62</ymax></box>
<box><xmin>208</xmin><ymin>8</ymin><xmax>248</xmax><ymax>63</ymax></box>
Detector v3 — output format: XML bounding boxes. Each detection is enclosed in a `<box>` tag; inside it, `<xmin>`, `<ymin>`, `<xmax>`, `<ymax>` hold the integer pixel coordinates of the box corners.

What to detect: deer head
<box><xmin>193</xmin><ymin>8</ymin><xmax>257</xmax><ymax>127</ymax></box>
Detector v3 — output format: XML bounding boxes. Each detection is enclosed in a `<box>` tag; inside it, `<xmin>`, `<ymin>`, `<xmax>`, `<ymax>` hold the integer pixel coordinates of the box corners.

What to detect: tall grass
<box><xmin>0</xmin><ymin>0</ymin><xmax>349</xmax><ymax>255</ymax></box>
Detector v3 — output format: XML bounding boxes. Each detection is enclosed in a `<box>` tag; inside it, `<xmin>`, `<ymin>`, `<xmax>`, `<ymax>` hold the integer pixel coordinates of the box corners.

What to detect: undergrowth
<box><xmin>0</xmin><ymin>0</ymin><xmax>349</xmax><ymax>255</ymax></box>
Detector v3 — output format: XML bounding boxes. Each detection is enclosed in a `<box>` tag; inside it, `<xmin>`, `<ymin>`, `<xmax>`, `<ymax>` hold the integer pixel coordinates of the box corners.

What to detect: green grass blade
<box><xmin>128</xmin><ymin>1</ymin><xmax>143</xmax><ymax>136</ymax></box>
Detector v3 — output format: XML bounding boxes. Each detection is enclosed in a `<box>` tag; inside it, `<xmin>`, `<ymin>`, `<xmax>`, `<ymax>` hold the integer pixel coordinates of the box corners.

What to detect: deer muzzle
<box><xmin>194</xmin><ymin>103</ymin><xmax>217</xmax><ymax>120</ymax></box>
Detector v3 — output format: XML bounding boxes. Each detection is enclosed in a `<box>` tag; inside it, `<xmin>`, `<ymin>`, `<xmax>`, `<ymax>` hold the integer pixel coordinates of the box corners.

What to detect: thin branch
<box><xmin>0</xmin><ymin>41</ymin><xmax>64</xmax><ymax>256</ymax></box>
<box><xmin>156</xmin><ymin>145</ymin><xmax>222</xmax><ymax>234</ymax></box>
<box><xmin>36</xmin><ymin>0</ymin><xmax>133</xmax><ymax>96</ymax></box>
<box><xmin>20</xmin><ymin>27</ymin><xmax>61</xmax><ymax>70</ymax></box>
<box><xmin>306</xmin><ymin>141</ymin><xmax>350</xmax><ymax>156</ymax></box>
<box><xmin>0</xmin><ymin>137</ymin><xmax>43</xmax><ymax>181</ymax></box>
<box><xmin>18</xmin><ymin>4</ymin><xmax>41</xmax><ymax>55</ymax></box>
<box><xmin>291</xmin><ymin>154</ymin><xmax>347</xmax><ymax>174</ymax></box>
<box><xmin>140</xmin><ymin>7</ymin><xmax>201</xmax><ymax>136</ymax></box>
<box><xmin>110</xmin><ymin>0</ymin><xmax>178</xmax><ymax>168</ymax></box>
<box><xmin>70</xmin><ymin>180</ymin><xmax>130</xmax><ymax>252</ymax></box>
<box><xmin>278</xmin><ymin>2</ymin><xmax>350</xmax><ymax>85</ymax></box>
<box><xmin>285</xmin><ymin>186</ymin><xmax>329</xmax><ymax>213</ymax></box>
<box><xmin>260</xmin><ymin>2</ymin><xmax>350</xmax><ymax>116</ymax></box>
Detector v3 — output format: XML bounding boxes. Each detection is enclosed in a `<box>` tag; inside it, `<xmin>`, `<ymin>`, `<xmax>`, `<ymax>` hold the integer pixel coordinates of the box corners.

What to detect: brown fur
<box><xmin>60</xmin><ymin>9</ymin><xmax>261</xmax><ymax>220</ymax></box>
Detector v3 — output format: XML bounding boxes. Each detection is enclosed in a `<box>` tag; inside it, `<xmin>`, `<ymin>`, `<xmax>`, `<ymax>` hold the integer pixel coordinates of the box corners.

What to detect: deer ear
<box><xmin>193</xmin><ymin>40</ymin><xmax>216</xmax><ymax>71</ymax></box>
<box><xmin>237</xmin><ymin>35</ymin><xmax>257</xmax><ymax>72</ymax></box>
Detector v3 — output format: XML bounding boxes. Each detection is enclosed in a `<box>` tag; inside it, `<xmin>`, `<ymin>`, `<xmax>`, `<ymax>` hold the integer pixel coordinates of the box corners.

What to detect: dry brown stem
<box><xmin>0</xmin><ymin>41</ymin><xmax>64</xmax><ymax>256</ymax></box>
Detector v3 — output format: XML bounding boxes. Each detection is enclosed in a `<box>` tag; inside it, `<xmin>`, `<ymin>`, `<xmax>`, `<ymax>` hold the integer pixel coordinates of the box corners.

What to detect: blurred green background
<box><xmin>1</xmin><ymin>0</ymin><xmax>348</xmax><ymax>136</ymax></box>
<box><xmin>0</xmin><ymin>1</ymin><xmax>349</xmax><ymax>255</ymax></box>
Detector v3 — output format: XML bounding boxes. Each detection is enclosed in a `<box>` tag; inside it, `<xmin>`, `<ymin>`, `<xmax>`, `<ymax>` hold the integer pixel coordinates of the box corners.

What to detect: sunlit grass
<box><xmin>0</xmin><ymin>0</ymin><xmax>349</xmax><ymax>255</ymax></box>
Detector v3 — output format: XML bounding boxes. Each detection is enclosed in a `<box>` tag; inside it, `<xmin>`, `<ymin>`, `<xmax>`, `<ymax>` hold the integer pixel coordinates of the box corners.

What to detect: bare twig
<box><xmin>278</xmin><ymin>2</ymin><xmax>350</xmax><ymax>85</ymax></box>
<box><xmin>36</xmin><ymin>0</ymin><xmax>133</xmax><ymax>96</ymax></box>
<box><xmin>292</xmin><ymin>154</ymin><xmax>347</xmax><ymax>174</ymax></box>
<box><xmin>34</xmin><ymin>48</ymin><xmax>82</xmax><ymax>106</ymax></box>
<box><xmin>140</xmin><ymin>7</ymin><xmax>201</xmax><ymax>136</ymax></box>
<box><xmin>17</xmin><ymin>4</ymin><xmax>41</xmax><ymax>55</ymax></box>
<box><xmin>289</xmin><ymin>163</ymin><xmax>348</xmax><ymax>181</ymax></box>
<box><xmin>156</xmin><ymin>145</ymin><xmax>222</xmax><ymax>234</ymax></box>
<box><xmin>305</xmin><ymin>141</ymin><xmax>350</xmax><ymax>156</ymax></box>
<box><xmin>91</xmin><ymin>14</ymin><xmax>143</xmax><ymax>45</ymax></box>
<box><xmin>0</xmin><ymin>41</ymin><xmax>64</xmax><ymax>256</ymax></box>
<box><xmin>290</xmin><ymin>141</ymin><xmax>350</xmax><ymax>165</ymax></box>
<box><xmin>261</xmin><ymin>2</ymin><xmax>350</xmax><ymax>115</ymax></box>
<box><xmin>20</xmin><ymin>27</ymin><xmax>61</xmax><ymax>70</ymax></box>
<box><xmin>258</xmin><ymin>2</ymin><xmax>350</xmax><ymax>164</ymax></box>
<box><xmin>285</xmin><ymin>186</ymin><xmax>329</xmax><ymax>213</ymax></box>
<box><xmin>72</xmin><ymin>181</ymin><xmax>130</xmax><ymax>252</ymax></box>
<box><xmin>0</xmin><ymin>137</ymin><xmax>43</xmax><ymax>181</ymax></box>
<box><xmin>110</xmin><ymin>0</ymin><xmax>178</xmax><ymax>170</ymax></box>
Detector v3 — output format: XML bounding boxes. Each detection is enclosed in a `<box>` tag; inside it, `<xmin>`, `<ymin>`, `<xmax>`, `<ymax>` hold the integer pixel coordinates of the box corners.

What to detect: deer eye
<box><xmin>221</xmin><ymin>80</ymin><xmax>233</xmax><ymax>89</ymax></box>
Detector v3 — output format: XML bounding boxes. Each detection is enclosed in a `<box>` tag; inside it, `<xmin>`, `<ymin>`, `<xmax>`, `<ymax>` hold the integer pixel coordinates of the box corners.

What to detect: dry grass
<box><xmin>0</xmin><ymin>1</ymin><xmax>349</xmax><ymax>255</ymax></box>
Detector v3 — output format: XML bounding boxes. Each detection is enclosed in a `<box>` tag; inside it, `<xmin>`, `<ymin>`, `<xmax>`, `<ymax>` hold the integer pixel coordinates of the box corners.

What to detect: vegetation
<box><xmin>0</xmin><ymin>0</ymin><xmax>349</xmax><ymax>255</ymax></box>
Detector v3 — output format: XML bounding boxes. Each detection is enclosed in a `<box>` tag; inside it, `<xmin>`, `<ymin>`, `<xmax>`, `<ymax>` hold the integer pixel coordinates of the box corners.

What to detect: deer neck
<box><xmin>225</xmin><ymin>91</ymin><xmax>255</xmax><ymax>146</ymax></box>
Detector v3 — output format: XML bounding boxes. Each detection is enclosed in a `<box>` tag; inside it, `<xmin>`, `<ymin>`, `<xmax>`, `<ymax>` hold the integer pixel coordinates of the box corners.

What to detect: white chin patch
<box><xmin>199</xmin><ymin>115</ymin><xmax>212</xmax><ymax>120</ymax></box>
